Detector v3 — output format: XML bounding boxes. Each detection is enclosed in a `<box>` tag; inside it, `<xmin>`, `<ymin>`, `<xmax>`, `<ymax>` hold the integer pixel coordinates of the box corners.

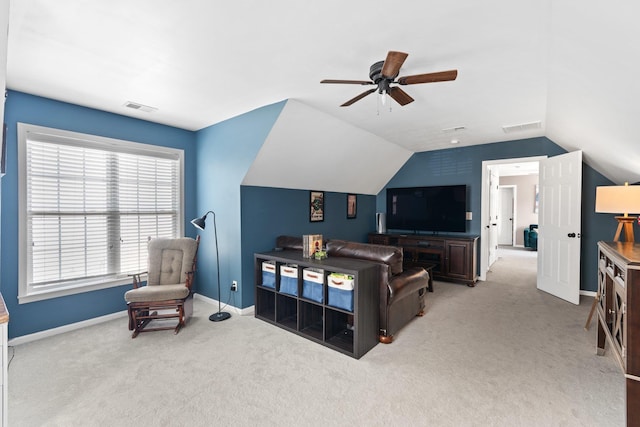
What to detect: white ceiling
<box><xmin>5</xmin><ymin>0</ymin><xmax>640</xmax><ymax>185</ymax></box>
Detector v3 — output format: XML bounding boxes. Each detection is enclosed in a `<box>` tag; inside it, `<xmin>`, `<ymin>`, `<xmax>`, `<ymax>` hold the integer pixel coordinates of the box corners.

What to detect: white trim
<box><xmin>193</xmin><ymin>293</ymin><xmax>254</xmax><ymax>316</ymax></box>
<box><xmin>580</xmin><ymin>290</ymin><xmax>597</xmax><ymax>298</ymax></box>
<box><xmin>481</xmin><ymin>156</ymin><xmax>546</xmax><ymax>280</ymax></box>
<box><xmin>8</xmin><ymin>310</ymin><xmax>128</xmax><ymax>346</ymax></box>
<box><xmin>16</xmin><ymin>122</ymin><xmax>185</xmax><ymax>303</ymax></box>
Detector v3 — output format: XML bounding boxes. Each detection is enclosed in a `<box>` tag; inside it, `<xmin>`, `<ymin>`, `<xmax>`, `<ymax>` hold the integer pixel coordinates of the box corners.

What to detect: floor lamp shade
<box><xmin>595</xmin><ymin>183</ymin><xmax>640</xmax><ymax>242</ymax></box>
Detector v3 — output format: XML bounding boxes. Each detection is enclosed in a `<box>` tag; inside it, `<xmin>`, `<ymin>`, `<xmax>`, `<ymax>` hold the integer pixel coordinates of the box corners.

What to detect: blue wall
<box><xmin>0</xmin><ymin>91</ymin><xmax>623</xmax><ymax>338</ymax></box>
<box><xmin>240</xmin><ymin>186</ymin><xmax>376</xmax><ymax>306</ymax></box>
<box><xmin>194</xmin><ymin>101</ymin><xmax>286</xmax><ymax>309</ymax></box>
<box><xmin>0</xmin><ymin>91</ymin><xmax>198</xmax><ymax>338</ymax></box>
<box><xmin>381</xmin><ymin>137</ymin><xmax>616</xmax><ymax>292</ymax></box>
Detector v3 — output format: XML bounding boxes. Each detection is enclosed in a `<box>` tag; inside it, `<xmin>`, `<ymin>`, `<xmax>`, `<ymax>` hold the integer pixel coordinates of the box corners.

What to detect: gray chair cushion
<box><xmin>147</xmin><ymin>238</ymin><xmax>198</xmax><ymax>286</ymax></box>
<box><xmin>125</xmin><ymin>284</ymin><xmax>190</xmax><ymax>303</ymax></box>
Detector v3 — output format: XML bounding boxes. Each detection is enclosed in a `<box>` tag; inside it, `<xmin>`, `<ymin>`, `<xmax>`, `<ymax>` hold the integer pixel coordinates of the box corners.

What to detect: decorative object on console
<box><xmin>309</xmin><ymin>191</ymin><xmax>324</xmax><ymax>222</ymax></box>
<box><xmin>303</xmin><ymin>234</ymin><xmax>323</xmax><ymax>258</ymax></box>
<box><xmin>376</xmin><ymin>212</ymin><xmax>386</xmax><ymax>234</ymax></box>
<box><xmin>595</xmin><ymin>182</ymin><xmax>640</xmax><ymax>242</ymax></box>
<box><xmin>191</xmin><ymin>210</ymin><xmax>231</xmax><ymax>322</ymax></box>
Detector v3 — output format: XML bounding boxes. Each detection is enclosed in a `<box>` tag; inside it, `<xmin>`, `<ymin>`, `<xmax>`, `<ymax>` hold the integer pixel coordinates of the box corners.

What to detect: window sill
<box><xmin>18</xmin><ymin>275</ymin><xmax>144</xmax><ymax>304</ymax></box>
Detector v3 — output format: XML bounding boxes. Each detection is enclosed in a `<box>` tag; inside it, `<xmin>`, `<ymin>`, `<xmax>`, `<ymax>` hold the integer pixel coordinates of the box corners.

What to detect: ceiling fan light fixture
<box><xmin>380</xmin><ymin>90</ymin><xmax>387</xmax><ymax>106</ymax></box>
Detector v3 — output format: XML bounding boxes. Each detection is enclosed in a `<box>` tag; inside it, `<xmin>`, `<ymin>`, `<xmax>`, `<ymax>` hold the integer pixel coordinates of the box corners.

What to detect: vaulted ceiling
<box><xmin>5</xmin><ymin>1</ymin><xmax>640</xmax><ymax>186</ymax></box>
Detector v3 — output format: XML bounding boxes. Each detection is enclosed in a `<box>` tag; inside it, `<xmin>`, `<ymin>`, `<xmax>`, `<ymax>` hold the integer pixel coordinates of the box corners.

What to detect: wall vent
<box><xmin>502</xmin><ymin>121</ymin><xmax>542</xmax><ymax>133</ymax></box>
<box><xmin>124</xmin><ymin>101</ymin><xmax>158</xmax><ymax>113</ymax></box>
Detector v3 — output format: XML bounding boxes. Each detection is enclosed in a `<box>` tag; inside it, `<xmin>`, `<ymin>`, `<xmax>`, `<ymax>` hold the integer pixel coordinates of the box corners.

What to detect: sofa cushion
<box><xmin>326</xmin><ymin>240</ymin><xmax>403</xmax><ymax>276</ymax></box>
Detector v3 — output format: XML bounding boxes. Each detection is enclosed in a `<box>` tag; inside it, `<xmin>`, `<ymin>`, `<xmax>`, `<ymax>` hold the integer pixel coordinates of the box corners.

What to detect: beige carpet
<box><xmin>8</xmin><ymin>247</ymin><xmax>625</xmax><ymax>426</ymax></box>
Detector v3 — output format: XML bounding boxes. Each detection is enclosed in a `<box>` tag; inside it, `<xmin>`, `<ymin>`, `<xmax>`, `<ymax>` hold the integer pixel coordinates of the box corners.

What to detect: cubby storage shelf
<box><xmin>254</xmin><ymin>250</ymin><xmax>380</xmax><ymax>359</ymax></box>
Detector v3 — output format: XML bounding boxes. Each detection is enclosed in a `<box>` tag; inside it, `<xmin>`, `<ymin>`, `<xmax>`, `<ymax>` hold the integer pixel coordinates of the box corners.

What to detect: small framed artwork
<box><xmin>310</xmin><ymin>191</ymin><xmax>324</xmax><ymax>222</ymax></box>
<box><xmin>347</xmin><ymin>194</ymin><xmax>357</xmax><ymax>219</ymax></box>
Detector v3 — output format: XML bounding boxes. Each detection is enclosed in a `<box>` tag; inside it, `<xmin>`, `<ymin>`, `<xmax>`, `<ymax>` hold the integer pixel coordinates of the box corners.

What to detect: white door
<box><xmin>537</xmin><ymin>151</ymin><xmax>582</xmax><ymax>304</ymax></box>
<box><xmin>498</xmin><ymin>186</ymin><xmax>515</xmax><ymax>245</ymax></box>
<box><xmin>488</xmin><ymin>167</ymin><xmax>500</xmax><ymax>267</ymax></box>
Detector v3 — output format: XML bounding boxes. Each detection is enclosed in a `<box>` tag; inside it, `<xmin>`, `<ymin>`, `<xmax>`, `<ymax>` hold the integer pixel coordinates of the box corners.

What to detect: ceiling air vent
<box><xmin>442</xmin><ymin>125</ymin><xmax>466</xmax><ymax>133</ymax></box>
<box><xmin>502</xmin><ymin>121</ymin><xmax>541</xmax><ymax>133</ymax></box>
<box><xmin>123</xmin><ymin>101</ymin><xmax>158</xmax><ymax>113</ymax></box>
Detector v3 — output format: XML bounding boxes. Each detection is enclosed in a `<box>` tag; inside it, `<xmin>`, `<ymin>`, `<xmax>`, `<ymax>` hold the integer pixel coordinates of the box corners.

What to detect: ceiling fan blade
<box><xmin>321</xmin><ymin>79</ymin><xmax>374</xmax><ymax>85</ymax></box>
<box><xmin>381</xmin><ymin>51</ymin><xmax>408</xmax><ymax>78</ymax></box>
<box><xmin>341</xmin><ymin>88</ymin><xmax>376</xmax><ymax>107</ymax></box>
<box><xmin>388</xmin><ymin>87</ymin><xmax>414</xmax><ymax>106</ymax></box>
<box><xmin>397</xmin><ymin>70</ymin><xmax>458</xmax><ymax>85</ymax></box>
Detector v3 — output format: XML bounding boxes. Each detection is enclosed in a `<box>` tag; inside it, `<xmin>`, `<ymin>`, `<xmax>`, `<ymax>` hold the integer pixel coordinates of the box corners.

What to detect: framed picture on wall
<box><xmin>347</xmin><ymin>194</ymin><xmax>357</xmax><ymax>219</ymax></box>
<box><xmin>310</xmin><ymin>191</ymin><xmax>324</xmax><ymax>222</ymax></box>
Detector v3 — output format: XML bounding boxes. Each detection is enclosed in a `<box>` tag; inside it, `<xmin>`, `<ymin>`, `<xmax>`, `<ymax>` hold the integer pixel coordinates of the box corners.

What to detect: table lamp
<box><xmin>595</xmin><ymin>182</ymin><xmax>640</xmax><ymax>242</ymax></box>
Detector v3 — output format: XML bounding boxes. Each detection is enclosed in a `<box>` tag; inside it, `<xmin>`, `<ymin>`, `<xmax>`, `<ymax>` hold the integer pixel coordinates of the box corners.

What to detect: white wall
<box><xmin>500</xmin><ymin>174</ymin><xmax>539</xmax><ymax>246</ymax></box>
<box><xmin>1</xmin><ymin>0</ymin><xmax>8</xmax><ymax>123</ymax></box>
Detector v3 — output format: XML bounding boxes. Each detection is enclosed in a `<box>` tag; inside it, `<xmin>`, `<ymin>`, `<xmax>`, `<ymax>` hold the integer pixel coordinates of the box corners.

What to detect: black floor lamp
<box><xmin>191</xmin><ymin>210</ymin><xmax>231</xmax><ymax>322</ymax></box>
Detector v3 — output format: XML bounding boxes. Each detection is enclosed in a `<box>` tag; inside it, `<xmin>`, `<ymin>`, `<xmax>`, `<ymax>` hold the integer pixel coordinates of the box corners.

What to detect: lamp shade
<box><xmin>595</xmin><ymin>184</ymin><xmax>640</xmax><ymax>215</ymax></box>
<box><xmin>190</xmin><ymin>215</ymin><xmax>207</xmax><ymax>230</ymax></box>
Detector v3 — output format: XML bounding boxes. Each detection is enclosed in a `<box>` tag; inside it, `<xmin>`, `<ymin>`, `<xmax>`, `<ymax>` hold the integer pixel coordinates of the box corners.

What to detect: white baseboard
<box><xmin>8</xmin><ymin>310</ymin><xmax>129</xmax><ymax>346</ymax></box>
<box><xmin>8</xmin><ymin>294</ymin><xmax>254</xmax><ymax>346</ymax></box>
<box><xmin>193</xmin><ymin>293</ymin><xmax>254</xmax><ymax>316</ymax></box>
<box><xmin>580</xmin><ymin>290</ymin><xmax>597</xmax><ymax>298</ymax></box>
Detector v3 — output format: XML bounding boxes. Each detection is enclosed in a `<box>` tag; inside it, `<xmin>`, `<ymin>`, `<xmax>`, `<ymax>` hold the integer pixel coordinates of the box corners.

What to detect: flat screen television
<box><xmin>386</xmin><ymin>185</ymin><xmax>467</xmax><ymax>233</ymax></box>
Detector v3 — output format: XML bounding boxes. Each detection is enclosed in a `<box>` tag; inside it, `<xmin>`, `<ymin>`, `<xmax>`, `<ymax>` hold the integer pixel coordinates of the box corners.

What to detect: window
<box><xmin>18</xmin><ymin>123</ymin><xmax>184</xmax><ymax>303</ymax></box>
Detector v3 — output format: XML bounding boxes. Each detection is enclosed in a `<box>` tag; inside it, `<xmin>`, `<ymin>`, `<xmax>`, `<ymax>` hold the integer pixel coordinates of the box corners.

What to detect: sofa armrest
<box><xmin>387</xmin><ymin>267</ymin><xmax>430</xmax><ymax>304</ymax></box>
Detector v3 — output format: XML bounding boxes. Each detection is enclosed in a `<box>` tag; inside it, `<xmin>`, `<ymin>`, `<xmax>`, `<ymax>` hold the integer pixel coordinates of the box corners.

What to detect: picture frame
<box><xmin>310</xmin><ymin>191</ymin><xmax>324</xmax><ymax>222</ymax></box>
<box><xmin>347</xmin><ymin>194</ymin><xmax>357</xmax><ymax>219</ymax></box>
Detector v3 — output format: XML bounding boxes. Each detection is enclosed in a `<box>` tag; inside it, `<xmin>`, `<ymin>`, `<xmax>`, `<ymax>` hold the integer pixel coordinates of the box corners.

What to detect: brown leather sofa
<box><xmin>275</xmin><ymin>236</ymin><xmax>430</xmax><ymax>343</ymax></box>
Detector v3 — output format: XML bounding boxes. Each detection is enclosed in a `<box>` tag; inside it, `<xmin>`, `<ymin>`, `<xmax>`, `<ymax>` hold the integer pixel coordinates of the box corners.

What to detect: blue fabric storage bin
<box><xmin>327</xmin><ymin>274</ymin><xmax>354</xmax><ymax>312</ymax></box>
<box><xmin>302</xmin><ymin>268</ymin><xmax>324</xmax><ymax>303</ymax></box>
<box><xmin>328</xmin><ymin>287</ymin><xmax>353</xmax><ymax>312</ymax></box>
<box><xmin>279</xmin><ymin>265</ymin><xmax>298</xmax><ymax>296</ymax></box>
<box><xmin>261</xmin><ymin>261</ymin><xmax>276</xmax><ymax>288</ymax></box>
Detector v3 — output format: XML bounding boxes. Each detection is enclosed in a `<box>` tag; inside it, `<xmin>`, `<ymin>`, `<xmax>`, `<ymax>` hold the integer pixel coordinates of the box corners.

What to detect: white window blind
<box><xmin>18</xmin><ymin>123</ymin><xmax>184</xmax><ymax>303</ymax></box>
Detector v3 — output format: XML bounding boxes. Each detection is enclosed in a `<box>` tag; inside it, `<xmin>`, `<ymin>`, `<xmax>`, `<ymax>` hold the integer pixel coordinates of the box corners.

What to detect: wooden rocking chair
<box><xmin>124</xmin><ymin>236</ymin><xmax>200</xmax><ymax>338</ymax></box>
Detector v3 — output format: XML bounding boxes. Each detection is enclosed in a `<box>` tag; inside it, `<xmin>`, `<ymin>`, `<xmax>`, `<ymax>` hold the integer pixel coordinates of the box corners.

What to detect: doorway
<box><xmin>480</xmin><ymin>156</ymin><xmax>543</xmax><ymax>280</ymax></box>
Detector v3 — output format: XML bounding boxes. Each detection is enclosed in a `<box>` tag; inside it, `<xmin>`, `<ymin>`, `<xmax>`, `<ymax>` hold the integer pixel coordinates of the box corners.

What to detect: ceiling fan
<box><xmin>320</xmin><ymin>51</ymin><xmax>457</xmax><ymax>107</ymax></box>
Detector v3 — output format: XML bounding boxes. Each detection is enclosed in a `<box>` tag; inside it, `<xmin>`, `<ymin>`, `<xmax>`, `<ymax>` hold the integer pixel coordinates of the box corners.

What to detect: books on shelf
<box><xmin>303</xmin><ymin>234</ymin><xmax>323</xmax><ymax>258</ymax></box>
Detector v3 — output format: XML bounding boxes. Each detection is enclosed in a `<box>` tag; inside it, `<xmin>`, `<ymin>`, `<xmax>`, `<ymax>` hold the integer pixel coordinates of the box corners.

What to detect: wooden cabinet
<box><xmin>368</xmin><ymin>233</ymin><xmax>478</xmax><ymax>286</ymax></box>
<box><xmin>254</xmin><ymin>250</ymin><xmax>380</xmax><ymax>359</ymax></box>
<box><xmin>596</xmin><ymin>241</ymin><xmax>640</xmax><ymax>425</ymax></box>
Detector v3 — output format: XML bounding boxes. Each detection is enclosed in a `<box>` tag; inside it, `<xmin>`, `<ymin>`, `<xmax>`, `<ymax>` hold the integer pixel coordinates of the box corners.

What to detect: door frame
<box><xmin>480</xmin><ymin>156</ymin><xmax>546</xmax><ymax>281</ymax></box>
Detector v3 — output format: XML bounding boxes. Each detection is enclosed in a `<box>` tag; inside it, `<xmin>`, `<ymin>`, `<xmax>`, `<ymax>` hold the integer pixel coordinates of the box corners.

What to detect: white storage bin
<box><xmin>327</xmin><ymin>273</ymin><xmax>354</xmax><ymax>312</ymax></box>
<box><xmin>261</xmin><ymin>261</ymin><xmax>276</xmax><ymax>288</ymax></box>
<box><xmin>302</xmin><ymin>268</ymin><xmax>324</xmax><ymax>303</ymax></box>
<box><xmin>279</xmin><ymin>264</ymin><xmax>298</xmax><ymax>296</ymax></box>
